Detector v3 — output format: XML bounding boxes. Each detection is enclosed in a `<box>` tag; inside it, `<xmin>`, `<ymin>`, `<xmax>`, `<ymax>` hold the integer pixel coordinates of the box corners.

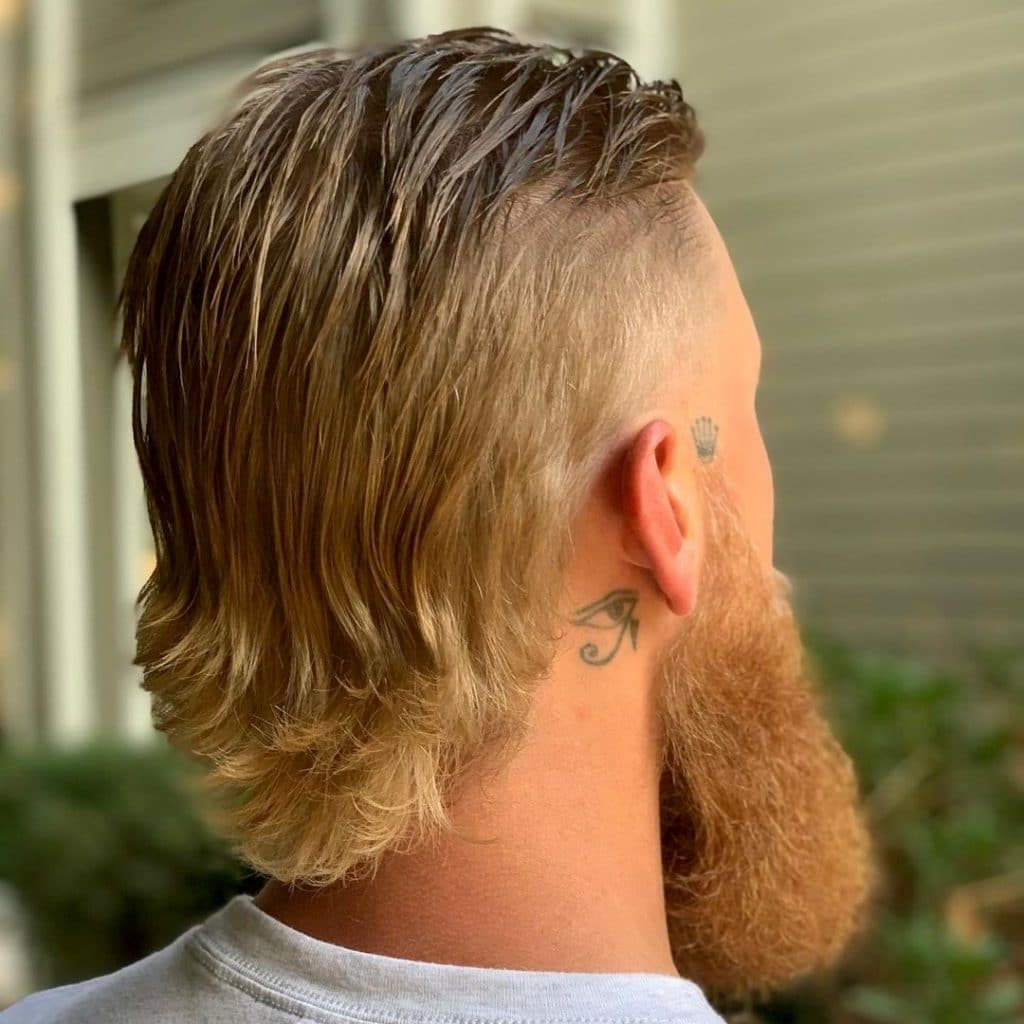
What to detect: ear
<box><xmin>619</xmin><ymin>419</ymin><xmax>701</xmax><ymax>617</ymax></box>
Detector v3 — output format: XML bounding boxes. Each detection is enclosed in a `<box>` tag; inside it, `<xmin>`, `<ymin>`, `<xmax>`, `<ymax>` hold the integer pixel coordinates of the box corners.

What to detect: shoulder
<box><xmin>0</xmin><ymin>929</ymin><xmax>244</xmax><ymax>1024</ymax></box>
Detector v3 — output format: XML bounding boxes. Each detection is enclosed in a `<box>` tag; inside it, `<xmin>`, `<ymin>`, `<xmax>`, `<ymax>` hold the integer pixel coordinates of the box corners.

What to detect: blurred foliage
<box><xmin>753</xmin><ymin>636</ymin><xmax>1024</xmax><ymax>1024</ymax></box>
<box><xmin>0</xmin><ymin>636</ymin><xmax>1021</xmax><ymax>1020</ymax></box>
<box><xmin>0</xmin><ymin>743</ymin><xmax>262</xmax><ymax>985</ymax></box>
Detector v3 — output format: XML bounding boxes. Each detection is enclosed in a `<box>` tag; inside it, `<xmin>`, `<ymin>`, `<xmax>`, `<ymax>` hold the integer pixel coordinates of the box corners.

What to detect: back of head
<box><xmin>120</xmin><ymin>27</ymin><xmax>707</xmax><ymax>884</ymax></box>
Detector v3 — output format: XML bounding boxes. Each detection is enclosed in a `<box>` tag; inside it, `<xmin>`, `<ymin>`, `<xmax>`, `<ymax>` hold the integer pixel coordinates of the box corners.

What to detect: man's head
<box><xmin>120</xmin><ymin>27</ymin><xmax>872</xmax><ymax>1001</ymax></box>
<box><xmin>558</xmin><ymin>188</ymin><xmax>873</xmax><ymax>998</ymax></box>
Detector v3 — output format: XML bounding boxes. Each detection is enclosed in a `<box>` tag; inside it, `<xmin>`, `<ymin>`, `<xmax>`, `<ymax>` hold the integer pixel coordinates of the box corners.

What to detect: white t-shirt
<box><xmin>0</xmin><ymin>894</ymin><xmax>725</xmax><ymax>1024</ymax></box>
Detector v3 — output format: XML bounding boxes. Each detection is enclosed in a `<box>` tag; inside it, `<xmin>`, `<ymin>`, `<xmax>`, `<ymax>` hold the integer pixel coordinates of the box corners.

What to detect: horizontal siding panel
<box><xmin>723</xmin><ymin>187</ymin><xmax>1024</xmax><ymax>268</ymax></box>
<box><xmin>777</xmin><ymin>493</ymin><xmax>1024</xmax><ymax>536</ymax></box>
<box><xmin>802</xmin><ymin>606</ymin><xmax>1019</xmax><ymax>630</ymax></box>
<box><xmin>771</xmin><ymin>448</ymin><xmax>1024</xmax><ymax>494</ymax></box>
<box><xmin>793</xmin><ymin>599</ymin><xmax>1019</xmax><ymax>636</ymax></box>
<box><xmin>761</xmin><ymin>362</ymin><xmax>1023</xmax><ymax>409</ymax></box>
<box><xmin>765</xmin><ymin>405</ymin><xmax>1024</xmax><ymax>453</ymax></box>
<box><xmin>697</xmin><ymin>52</ymin><xmax>1024</xmax><ymax>134</ymax></box>
<box><xmin>685</xmin><ymin>0</ymin><xmax>1024</xmax><ymax>65</ymax></box>
<box><xmin>768</xmin><ymin>316</ymin><xmax>1022</xmax><ymax>361</ymax></box>
<box><xmin>798</xmin><ymin>614</ymin><xmax>1021</xmax><ymax>652</ymax></box>
<box><xmin>773</xmin><ymin>442</ymin><xmax>1024</xmax><ymax>469</ymax></box>
<box><xmin>766</xmin><ymin>401</ymin><xmax>1023</xmax><ymax>429</ymax></box>
<box><xmin>706</xmin><ymin>95</ymin><xmax>1024</xmax><ymax>178</ymax></box>
<box><xmin>792</xmin><ymin>573</ymin><xmax>1022</xmax><ymax>599</ymax></box>
<box><xmin>710</xmin><ymin>143</ymin><xmax>1024</xmax><ymax>231</ymax></box>
<box><xmin>779</xmin><ymin>535</ymin><xmax>1024</xmax><ymax>578</ymax></box>
<box><xmin>741</xmin><ymin>229</ymin><xmax>1023</xmax><ymax>293</ymax></box>
<box><xmin>791</xmin><ymin>587</ymin><xmax>1020</xmax><ymax>638</ymax></box>
<box><xmin>78</xmin><ymin>0</ymin><xmax>319</xmax><ymax>94</ymax></box>
<box><xmin>695</xmin><ymin>9</ymin><xmax>1024</xmax><ymax>106</ymax></box>
<box><xmin>763</xmin><ymin>355</ymin><xmax>1024</xmax><ymax>392</ymax></box>
<box><xmin>750</xmin><ymin>273</ymin><xmax>1021</xmax><ymax>334</ymax></box>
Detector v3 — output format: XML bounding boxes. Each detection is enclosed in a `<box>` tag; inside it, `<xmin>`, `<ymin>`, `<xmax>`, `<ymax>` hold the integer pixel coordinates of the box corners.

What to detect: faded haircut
<box><xmin>120</xmin><ymin>27</ymin><xmax>707</xmax><ymax>884</ymax></box>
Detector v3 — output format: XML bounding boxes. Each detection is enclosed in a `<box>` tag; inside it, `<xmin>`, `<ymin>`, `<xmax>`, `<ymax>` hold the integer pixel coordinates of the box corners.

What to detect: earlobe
<box><xmin>619</xmin><ymin>419</ymin><xmax>701</xmax><ymax>617</ymax></box>
<box><xmin>662</xmin><ymin>538</ymin><xmax>698</xmax><ymax>616</ymax></box>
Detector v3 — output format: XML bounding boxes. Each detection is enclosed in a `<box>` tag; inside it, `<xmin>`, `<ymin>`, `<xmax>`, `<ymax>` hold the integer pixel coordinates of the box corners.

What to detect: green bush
<box><xmin>0</xmin><ymin>742</ymin><xmax>262</xmax><ymax>986</ymax></box>
<box><xmin>753</xmin><ymin>638</ymin><xmax>1024</xmax><ymax>1024</ymax></box>
<box><xmin>0</xmin><ymin>636</ymin><xmax>1020</xmax><ymax>1020</ymax></box>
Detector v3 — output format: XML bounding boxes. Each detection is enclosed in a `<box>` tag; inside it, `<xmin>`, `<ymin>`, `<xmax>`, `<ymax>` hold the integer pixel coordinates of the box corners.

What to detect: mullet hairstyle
<box><xmin>120</xmin><ymin>27</ymin><xmax>707</xmax><ymax>884</ymax></box>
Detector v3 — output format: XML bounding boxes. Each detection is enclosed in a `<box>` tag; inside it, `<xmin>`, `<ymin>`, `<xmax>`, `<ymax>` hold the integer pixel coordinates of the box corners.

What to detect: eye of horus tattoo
<box><xmin>571</xmin><ymin>588</ymin><xmax>639</xmax><ymax>666</ymax></box>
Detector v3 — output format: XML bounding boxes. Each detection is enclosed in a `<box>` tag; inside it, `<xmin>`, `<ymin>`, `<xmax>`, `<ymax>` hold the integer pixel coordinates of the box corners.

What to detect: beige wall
<box><xmin>681</xmin><ymin>0</ymin><xmax>1023</xmax><ymax>654</ymax></box>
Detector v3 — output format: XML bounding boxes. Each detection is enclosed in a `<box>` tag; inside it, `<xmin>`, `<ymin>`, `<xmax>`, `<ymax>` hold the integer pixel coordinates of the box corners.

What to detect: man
<box><xmin>4</xmin><ymin>27</ymin><xmax>874</xmax><ymax>1024</ymax></box>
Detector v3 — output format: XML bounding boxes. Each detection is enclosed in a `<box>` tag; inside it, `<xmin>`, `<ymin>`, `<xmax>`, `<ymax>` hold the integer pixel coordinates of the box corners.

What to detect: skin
<box><xmin>256</xmin><ymin>193</ymin><xmax>773</xmax><ymax>977</ymax></box>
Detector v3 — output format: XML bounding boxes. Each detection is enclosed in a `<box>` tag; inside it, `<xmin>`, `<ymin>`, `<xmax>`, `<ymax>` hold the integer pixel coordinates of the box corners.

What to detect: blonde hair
<box><xmin>119</xmin><ymin>27</ymin><xmax>707</xmax><ymax>884</ymax></box>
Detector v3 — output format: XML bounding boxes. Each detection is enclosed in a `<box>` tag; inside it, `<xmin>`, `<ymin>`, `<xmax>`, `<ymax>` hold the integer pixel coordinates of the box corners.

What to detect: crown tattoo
<box><xmin>691</xmin><ymin>416</ymin><xmax>719</xmax><ymax>462</ymax></box>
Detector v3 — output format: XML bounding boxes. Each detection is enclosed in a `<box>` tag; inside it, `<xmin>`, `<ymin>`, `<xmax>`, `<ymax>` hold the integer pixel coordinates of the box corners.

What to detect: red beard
<box><xmin>655</xmin><ymin>466</ymin><xmax>876</xmax><ymax>1001</ymax></box>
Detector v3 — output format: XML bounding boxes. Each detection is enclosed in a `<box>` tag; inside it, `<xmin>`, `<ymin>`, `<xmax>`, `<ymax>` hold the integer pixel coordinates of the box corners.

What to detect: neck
<box><xmin>255</xmin><ymin>627</ymin><xmax>676</xmax><ymax>976</ymax></box>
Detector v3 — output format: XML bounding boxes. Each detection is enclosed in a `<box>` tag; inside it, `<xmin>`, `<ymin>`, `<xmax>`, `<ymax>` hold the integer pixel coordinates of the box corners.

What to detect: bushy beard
<box><xmin>655</xmin><ymin>466</ymin><xmax>876</xmax><ymax>1002</ymax></box>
